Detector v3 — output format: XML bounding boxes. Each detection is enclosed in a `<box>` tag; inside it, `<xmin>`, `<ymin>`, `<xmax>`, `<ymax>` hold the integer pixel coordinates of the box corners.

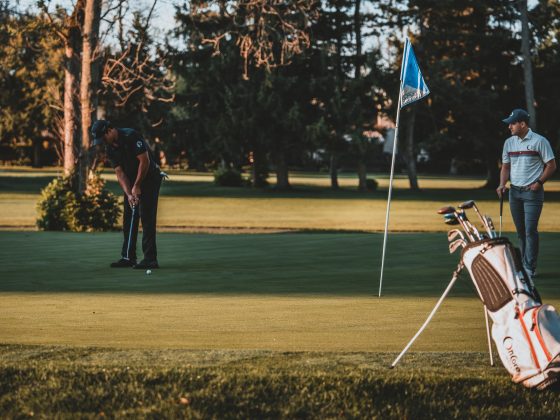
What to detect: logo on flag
<box><xmin>400</xmin><ymin>38</ymin><xmax>430</xmax><ymax>108</ymax></box>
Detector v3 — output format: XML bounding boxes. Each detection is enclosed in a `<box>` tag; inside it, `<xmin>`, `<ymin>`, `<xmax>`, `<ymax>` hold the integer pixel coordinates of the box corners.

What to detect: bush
<box><xmin>214</xmin><ymin>167</ymin><xmax>244</xmax><ymax>187</ymax></box>
<box><xmin>37</xmin><ymin>172</ymin><xmax>121</xmax><ymax>232</ymax></box>
<box><xmin>366</xmin><ymin>178</ymin><xmax>378</xmax><ymax>191</ymax></box>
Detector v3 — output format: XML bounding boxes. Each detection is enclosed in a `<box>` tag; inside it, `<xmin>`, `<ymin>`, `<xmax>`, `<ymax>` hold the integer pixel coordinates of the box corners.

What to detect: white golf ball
<box><xmin>146</xmin><ymin>269</ymin><xmax>152</xmax><ymax>275</ymax></box>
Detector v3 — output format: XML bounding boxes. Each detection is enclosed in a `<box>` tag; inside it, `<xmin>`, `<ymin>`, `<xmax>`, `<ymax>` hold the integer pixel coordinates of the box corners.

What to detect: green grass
<box><xmin>2</xmin><ymin>169</ymin><xmax>560</xmax><ymax>416</ymax></box>
<box><xmin>2</xmin><ymin>167</ymin><xmax>560</xmax><ymax>231</ymax></box>
<box><xmin>1</xmin><ymin>346</ymin><xmax>559</xmax><ymax>418</ymax></box>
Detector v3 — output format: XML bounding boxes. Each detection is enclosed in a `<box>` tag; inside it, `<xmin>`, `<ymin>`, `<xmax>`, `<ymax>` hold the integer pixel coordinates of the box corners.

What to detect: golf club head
<box><xmin>444</xmin><ymin>218</ymin><xmax>460</xmax><ymax>226</ymax></box>
<box><xmin>486</xmin><ymin>215</ymin><xmax>495</xmax><ymax>231</ymax></box>
<box><xmin>449</xmin><ymin>239</ymin><xmax>466</xmax><ymax>254</ymax></box>
<box><xmin>458</xmin><ymin>200</ymin><xmax>475</xmax><ymax>210</ymax></box>
<box><xmin>447</xmin><ymin>229</ymin><xmax>465</xmax><ymax>242</ymax></box>
<box><xmin>437</xmin><ymin>206</ymin><xmax>456</xmax><ymax>215</ymax></box>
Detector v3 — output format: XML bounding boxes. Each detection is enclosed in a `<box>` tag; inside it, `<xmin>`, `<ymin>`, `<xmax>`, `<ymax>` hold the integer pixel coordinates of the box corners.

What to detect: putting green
<box><xmin>1</xmin><ymin>231</ymin><xmax>558</xmax><ymax>351</ymax></box>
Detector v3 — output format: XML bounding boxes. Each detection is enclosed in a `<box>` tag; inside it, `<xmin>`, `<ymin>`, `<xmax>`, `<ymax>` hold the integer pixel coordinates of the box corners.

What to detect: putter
<box><xmin>125</xmin><ymin>205</ymin><xmax>137</xmax><ymax>261</ymax></box>
<box><xmin>499</xmin><ymin>192</ymin><xmax>504</xmax><ymax>237</ymax></box>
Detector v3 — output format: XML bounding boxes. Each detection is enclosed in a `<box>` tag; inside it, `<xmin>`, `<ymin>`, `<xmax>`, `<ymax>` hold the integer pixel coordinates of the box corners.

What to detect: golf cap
<box><xmin>502</xmin><ymin>109</ymin><xmax>529</xmax><ymax>124</ymax></box>
<box><xmin>91</xmin><ymin>120</ymin><xmax>111</xmax><ymax>146</ymax></box>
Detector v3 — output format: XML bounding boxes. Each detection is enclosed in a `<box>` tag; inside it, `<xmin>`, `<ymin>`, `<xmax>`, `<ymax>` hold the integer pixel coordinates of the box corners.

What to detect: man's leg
<box><xmin>139</xmin><ymin>178</ymin><xmax>162</xmax><ymax>263</ymax></box>
<box><xmin>509</xmin><ymin>188</ymin><xmax>526</xmax><ymax>259</ymax></box>
<box><xmin>522</xmin><ymin>189</ymin><xmax>544</xmax><ymax>274</ymax></box>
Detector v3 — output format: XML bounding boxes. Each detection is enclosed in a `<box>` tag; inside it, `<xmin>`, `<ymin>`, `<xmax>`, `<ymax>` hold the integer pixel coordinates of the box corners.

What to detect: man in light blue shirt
<box><xmin>496</xmin><ymin>109</ymin><xmax>556</xmax><ymax>278</ymax></box>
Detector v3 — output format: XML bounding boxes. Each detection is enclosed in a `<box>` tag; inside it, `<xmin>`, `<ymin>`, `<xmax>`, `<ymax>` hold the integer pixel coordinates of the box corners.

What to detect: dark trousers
<box><xmin>121</xmin><ymin>176</ymin><xmax>162</xmax><ymax>262</ymax></box>
<box><xmin>509</xmin><ymin>186</ymin><xmax>544</xmax><ymax>273</ymax></box>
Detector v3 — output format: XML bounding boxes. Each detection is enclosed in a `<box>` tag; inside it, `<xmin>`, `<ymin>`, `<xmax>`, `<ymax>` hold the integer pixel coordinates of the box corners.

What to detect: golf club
<box><xmin>447</xmin><ymin>229</ymin><xmax>466</xmax><ymax>242</ymax></box>
<box><xmin>449</xmin><ymin>238</ymin><xmax>466</xmax><ymax>254</ymax></box>
<box><xmin>438</xmin><ymin>206</ymin><xmax>475</xmax><ymax>241</ymax></box>
<box><xmin>459</xmin><ymin>200</ymin><xmax>493</xmax><ymax>239</ymax></box>
<box><xmin>457</xmin><ymin>209</ymin><xmax>483</xmax><ymax>241</ymax></box>
<box><xmin>485</xmin><ymin>215</ymin><xmax>497</xmax><ymax>238</ymax></box>
<box><xmin>125</xmin><ymin>205</ymin><xmax>137</xmax><ymax>261</ymax></box>
<box><xmin>499</xmin><ymin>192</ymin><xmax>504</xmax><ymax>237</ymax></box>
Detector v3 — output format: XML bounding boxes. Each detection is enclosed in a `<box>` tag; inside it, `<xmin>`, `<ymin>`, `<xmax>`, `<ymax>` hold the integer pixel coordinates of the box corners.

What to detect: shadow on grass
<box><xmin>1</xmin><ymin>231</ymin><xmax>558</xmax><ymax>298</ymax></box>
<box><xmin>4</xmin><ymin>174</ymin><xmax>560</xmax><ymax>203</ymax></box>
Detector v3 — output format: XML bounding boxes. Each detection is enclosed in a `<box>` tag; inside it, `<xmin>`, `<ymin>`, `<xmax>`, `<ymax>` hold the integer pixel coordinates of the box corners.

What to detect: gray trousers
<box><xmin>509</xmin><ymin>186</ymin><xmax>544</xmax><ymax>273</ymax></box>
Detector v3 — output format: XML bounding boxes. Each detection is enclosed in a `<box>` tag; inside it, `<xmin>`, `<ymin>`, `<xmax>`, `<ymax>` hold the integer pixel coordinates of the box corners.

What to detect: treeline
<box><xmin>1</xmin><ymin>0</ymin><xmax>559</xmax><ymax>190</ymax></box>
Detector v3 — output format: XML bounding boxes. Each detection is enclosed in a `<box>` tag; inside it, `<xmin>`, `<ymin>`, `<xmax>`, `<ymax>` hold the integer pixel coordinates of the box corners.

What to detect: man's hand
<box><xmin>496</xmin><ymin>185</ymin><xmax>507</xmax><ymax>198</ymax></box>
<box><xmin>529</xmin><ymin>181</ymin><xmax>543</xmax><ymax>192</ymax></box>
<box><xmin>131</xmin><ymin>184</ymin><xmax>142</xmax><ymax>205</ymax></box>
<box><xmin>127</xmin><ymin>193</ymin><xmax>139</xmax><ymax>208</ymax></box>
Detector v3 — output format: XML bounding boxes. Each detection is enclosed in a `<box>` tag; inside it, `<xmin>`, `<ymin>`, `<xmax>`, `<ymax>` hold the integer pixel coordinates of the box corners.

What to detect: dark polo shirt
<box><xmin>106</xmin><ymin>128</ymin><xmax>160</xmax><ymax>184</ymax></box>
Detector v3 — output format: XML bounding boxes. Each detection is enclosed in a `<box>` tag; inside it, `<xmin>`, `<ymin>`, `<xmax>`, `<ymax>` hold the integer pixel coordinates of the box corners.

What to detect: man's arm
<box><xmin>530</xmin><ymin>159</ymin><xmax>557</xmax><ymax>191</ymax></box>
<box><xmin>131</xmin><ymin>152</ymin><xmax>150</xmax><ymax>200</ymax></box>
<box><xmin>115</xmin><ymin>166</ymin><xmax>137</xmax><ymax>207</ymax></box>
<box><xmin>497</xmin><ymin>163</ymin><xmax>510</xmax><ymax>198</ymax></box>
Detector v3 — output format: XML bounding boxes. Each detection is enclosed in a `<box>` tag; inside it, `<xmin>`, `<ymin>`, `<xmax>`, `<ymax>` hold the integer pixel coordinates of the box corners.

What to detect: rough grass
<box><xmin>1</xmin><ymin>345</ymin><xmax>559</xmax><ymax>419</ymax></box>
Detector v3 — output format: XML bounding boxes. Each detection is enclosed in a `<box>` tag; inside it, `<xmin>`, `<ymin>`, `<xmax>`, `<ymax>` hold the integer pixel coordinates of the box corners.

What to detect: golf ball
<box><xmin>146</xmin><ymin>269</ymin><xmax>152</xmax><ymax>275</ymax></box>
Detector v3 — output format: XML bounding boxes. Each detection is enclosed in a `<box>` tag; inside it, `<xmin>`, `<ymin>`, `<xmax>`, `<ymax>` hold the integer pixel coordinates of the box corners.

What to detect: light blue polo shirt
<box><xmin>502</xmin><ymin>129</ymin><xmax>555</xmax><ymax>187</ymax></box>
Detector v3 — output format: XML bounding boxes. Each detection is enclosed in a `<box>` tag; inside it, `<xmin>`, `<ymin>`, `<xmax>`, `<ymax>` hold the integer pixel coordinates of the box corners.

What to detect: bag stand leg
<box><xmin>484</xmin><ymin>306</ymin><xmax>494</xmax><ymax>366</ymax></box>
<box><xmin>390</xmin><ymin>263</ymin><xmax>464</xmax><ymax>368</ymax></box>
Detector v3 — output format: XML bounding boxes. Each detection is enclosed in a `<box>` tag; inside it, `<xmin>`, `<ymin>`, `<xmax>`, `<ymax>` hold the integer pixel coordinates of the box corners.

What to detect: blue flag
<box><xmin>400</xmin><ymin>38</ymin><xmax>430</xmax><ymax>108</ymax></box>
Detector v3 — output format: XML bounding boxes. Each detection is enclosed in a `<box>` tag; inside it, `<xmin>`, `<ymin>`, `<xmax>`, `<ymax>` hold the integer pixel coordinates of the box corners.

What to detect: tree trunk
<box><xmin>353</xmin><ymin>0</ymin><xmax>362</xmax><ymax>80</ymax></box>
<box><xmin>274</xmin><ymin>151</ymin><xmax>291</xmax><ymax>190</ymax></box>
<box><xmin>63</xmin><ymin>28</ymin><xmax>81</xmax><ymax>176</ymax></box>
<box><xmin>404</xmin><ymin>108</ymin><xmax>419</xmax><ymax>190</ymax></box>
<box><xmin>330</xmin><ymin>153</ymin><xmax>339</xmax><ymax>190</ymax></box>
<box><xmin>357</xmin><ymin>160</ymin><xmax>367</xmax><ymax>191</ymax></box>
<box><xmin>32</xmin><ymin>138</ymin><xmax>42</xmax><ymax>168</ymax></box>
<box><xmin>520</xmin><ymin>0</ymin><xmax>537</xmax><ymax>129</ymax></box>
<box><xmin>79</xmin><ymin>0</ymin><xmax>101</xmax><ymax>192</ymax></box>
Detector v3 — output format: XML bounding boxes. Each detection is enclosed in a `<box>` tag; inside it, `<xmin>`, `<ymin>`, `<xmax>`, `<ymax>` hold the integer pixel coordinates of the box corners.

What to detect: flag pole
<box><xmin>378</xmin><ymin>90</ymin><xmax>403</xmax><ymax>297</ymax></box>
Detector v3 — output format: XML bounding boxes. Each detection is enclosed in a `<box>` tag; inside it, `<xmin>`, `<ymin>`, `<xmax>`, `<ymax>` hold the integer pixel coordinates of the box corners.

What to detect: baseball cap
<box><xmin>502</xmin><ymin>109</ymin><xmax>529</xmax><ymax>124</ymax></box>
<box><xmin>91</xmin><ymin>120</ymin><xmax>111</xmax><ymax>146</ymax></box>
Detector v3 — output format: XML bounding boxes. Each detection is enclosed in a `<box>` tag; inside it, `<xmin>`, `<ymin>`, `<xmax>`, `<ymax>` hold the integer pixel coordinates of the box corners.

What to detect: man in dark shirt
<box><xmin>92</xmin><ymin>120</ymin><xmax>163</xmax><ymax>269</ymax></box>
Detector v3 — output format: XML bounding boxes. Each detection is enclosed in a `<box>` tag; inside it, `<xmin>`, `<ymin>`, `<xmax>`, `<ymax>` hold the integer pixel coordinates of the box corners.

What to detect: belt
<box><xmin>510</xmin><ymin>184</ymin><xmax>531</xmax><ymax>192</ymax></box>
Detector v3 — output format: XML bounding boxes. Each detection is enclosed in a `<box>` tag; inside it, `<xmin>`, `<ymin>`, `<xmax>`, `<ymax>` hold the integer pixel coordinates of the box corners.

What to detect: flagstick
<box><xmin>378</xmin><ymin>92</ymin><xmax>403</xmax><ymax>297</ymax></box>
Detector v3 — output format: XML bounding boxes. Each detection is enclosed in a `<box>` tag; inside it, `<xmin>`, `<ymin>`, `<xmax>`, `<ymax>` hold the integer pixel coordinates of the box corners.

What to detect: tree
<box><xmin>519</xmin><ymin>0</ymin><xmax>537</xmax><ymax>129</ymax></box>
<box><xmin>0</xmin><ymin>9</ymin><xmax>64</xmax><ymax>166</ymax></box>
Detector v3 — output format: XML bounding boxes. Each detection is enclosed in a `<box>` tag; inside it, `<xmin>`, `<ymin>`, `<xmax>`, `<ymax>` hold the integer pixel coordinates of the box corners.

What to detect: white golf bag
<box><xmin>462</xmin><ymin>237</ymin><xmax>560</xmax><ymax>390</ymax></box>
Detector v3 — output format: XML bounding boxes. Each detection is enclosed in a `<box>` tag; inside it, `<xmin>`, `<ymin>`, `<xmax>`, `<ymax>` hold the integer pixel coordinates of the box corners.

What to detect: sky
<box><xmin>13</xmin><ymin>0</ymin><xmax>180</xmax><ymax>44</ymax></box>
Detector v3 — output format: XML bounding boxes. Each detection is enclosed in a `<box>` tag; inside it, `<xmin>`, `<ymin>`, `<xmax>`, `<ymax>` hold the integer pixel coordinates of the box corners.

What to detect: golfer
<box><xmin>497</xmin><ymin>109</ymin><xmax>556</xmax><ymax>278</ymax></box>
<box><xmin>92</xmin><ymin>120</ymin><xmax>164</xmax><ymax>269</ymax></box>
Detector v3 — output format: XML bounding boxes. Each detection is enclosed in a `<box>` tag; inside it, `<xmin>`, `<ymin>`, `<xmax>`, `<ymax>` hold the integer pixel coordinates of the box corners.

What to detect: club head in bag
<box><xmin>447</xmin><ymin>229</ymin><xmax>466</xmax><ymax>242</ymax></box>
<box><xmin>458</xmin><ymin>200</ymin><xmax>475</xmax><ymax>210</ymax></box>
<box><xmin>449</xmin><ymin>238</ymin><xmax>466</xmax><ymax>254</ymax></box>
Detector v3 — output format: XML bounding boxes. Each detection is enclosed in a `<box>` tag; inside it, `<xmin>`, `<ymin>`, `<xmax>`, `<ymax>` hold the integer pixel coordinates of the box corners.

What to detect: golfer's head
<box><xmin>502</xmin><ymin>109</ymin><xmax>529</xmax><ymax>135</ymax></box>
<box><xmin>91</xmin><ymin>120</ymin><xmax>113</xmax><ymax>146</ymax></box>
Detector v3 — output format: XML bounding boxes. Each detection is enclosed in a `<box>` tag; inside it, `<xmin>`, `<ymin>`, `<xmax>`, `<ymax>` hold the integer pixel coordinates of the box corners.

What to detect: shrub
<box><xmin>37</xmin><ymin>172</ymin><xmax>121</xmax><ymax>232</ymax></box>
<box><xmin>366</xmin><ymin>178</ymin><xmax>378</xmax><ymax>191</ymax></box>
<box><xmin>214</xmin><ymin>167</ymin><xmax>244</xmax><ymax>187</ymax></box>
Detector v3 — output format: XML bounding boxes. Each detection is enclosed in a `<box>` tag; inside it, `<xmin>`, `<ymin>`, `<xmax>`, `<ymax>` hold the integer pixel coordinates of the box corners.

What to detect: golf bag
<box><xmin>462</xmin><ymin>237</ymin><xmax>560</xmax><ymax>390</ymax></box>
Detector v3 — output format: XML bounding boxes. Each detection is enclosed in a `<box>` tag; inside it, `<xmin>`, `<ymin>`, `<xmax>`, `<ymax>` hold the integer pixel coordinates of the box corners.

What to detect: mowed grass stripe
<box><xmin>0</xmin><ymin>294</ymin><xmax>510</xmax><ymax>351</ymax></box>
<box><xmin>1</xmin><ymin>231</ymin><xmax>559</xmax><ymax>350</ymax></box>
<box><xmin>3</xmin><ymin>169</ymin><xmax>560</xmax><ymax>231</ymax></box>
